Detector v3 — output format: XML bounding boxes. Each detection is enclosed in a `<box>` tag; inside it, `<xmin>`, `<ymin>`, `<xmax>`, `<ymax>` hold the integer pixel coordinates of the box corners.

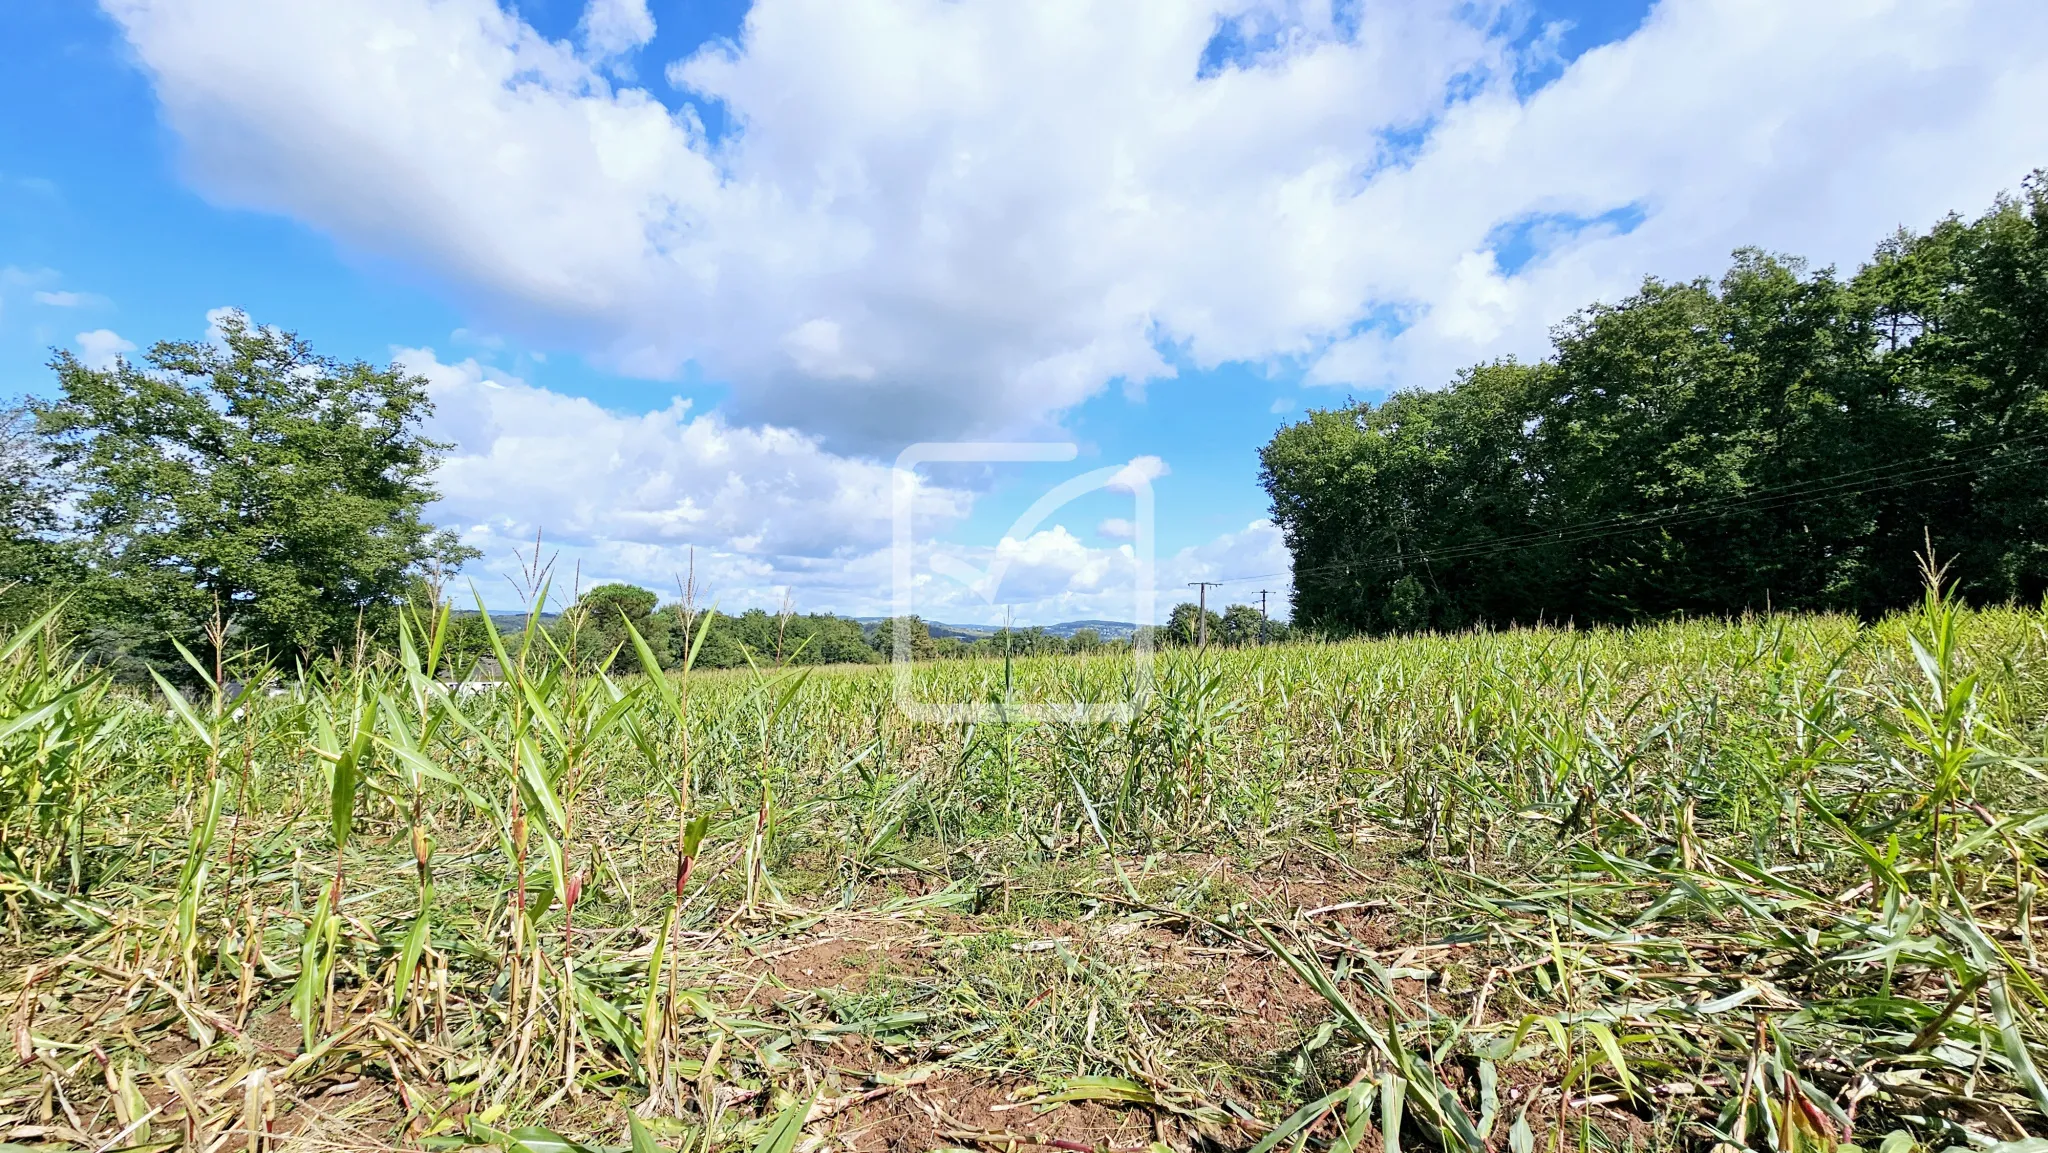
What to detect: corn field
<box><xmin>2</xmin><ymin>571</ymin><xmax>2047</xmax><ymax>1153</ymax></box>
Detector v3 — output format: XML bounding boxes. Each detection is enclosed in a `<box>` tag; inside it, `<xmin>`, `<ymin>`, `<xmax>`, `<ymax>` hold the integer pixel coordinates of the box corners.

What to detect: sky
<box><xmin>3</xmin><ymin>0</ymin><xmax>2045</xmax><ymax>626</ymax></box>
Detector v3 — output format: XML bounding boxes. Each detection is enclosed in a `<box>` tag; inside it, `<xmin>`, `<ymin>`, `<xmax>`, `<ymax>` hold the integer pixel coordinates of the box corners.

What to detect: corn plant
<box><xmin>2</xmin><ymin>569</ymin><xmax>2046</xmax><ymax>1151</ymax></box>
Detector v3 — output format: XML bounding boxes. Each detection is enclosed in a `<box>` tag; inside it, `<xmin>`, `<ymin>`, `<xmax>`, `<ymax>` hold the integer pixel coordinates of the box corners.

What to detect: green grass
<box><xmin>2</xmin><ymin>574</ymin><xmax>2046</xmax><ymax>1152</ymax></box>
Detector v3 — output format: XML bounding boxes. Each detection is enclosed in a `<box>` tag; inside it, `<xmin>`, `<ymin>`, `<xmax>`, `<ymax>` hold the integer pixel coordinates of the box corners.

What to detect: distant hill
<box><xmin>453</xmin><ymin>609</ymin><xmax>558</xmax><ymax>632</ymax></box>
<box><xmin>459</xmin><ymin>608</ymin><xmax>1139</xmax><ymax>643</ymax></box>
<box><xmin>856</xmin><ymin>617</ymin><xmax>1140</xmax><ymax>641</ymax></box>
<box><xmin>1038</xmin><ymin>619</ymin><xmax>1141</xmax><ymax>640</ymax></box>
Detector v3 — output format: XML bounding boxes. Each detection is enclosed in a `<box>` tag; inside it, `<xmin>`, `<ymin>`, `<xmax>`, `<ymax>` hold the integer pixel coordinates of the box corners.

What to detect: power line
<box><xmin>1206</xmin><ymin>428</ymin><xmax>2048</xmax><ymax>589</ymax></box>
<box><xmin>1358</xmin><ymin>440</ymin><xmax>2048</xmax><ymax>573</ymax></box>
<box><xmin>1289</xmin><ymin>442</ymin><xmax>2048</xmax><ymax>584</ymax></box>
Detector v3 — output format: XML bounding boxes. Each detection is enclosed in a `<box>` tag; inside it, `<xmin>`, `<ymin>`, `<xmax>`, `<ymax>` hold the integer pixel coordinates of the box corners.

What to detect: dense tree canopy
<box><xmin>31</xmin><ymin>313</ymin><xmax>476</xmax><ymax>662</ymax></box>
<box><xmin>1167</xmin><ymin>602</ymin><xmax>1224</xmax><ymax>647</ymax></box>
<box><xmin>865</xmin><ymin>615</ymin><xmax>940</xmax><ymax>661</ymax></box>
<box><xmin>0</xmin><ymin>406</ymin><xmax>69</xmax><ymax>626</ymax></box>
<box><xmin>1263</xmin><ymin>175</ymin><xmax>2048</xmax><ymax>635</ymax></box>
<box><xmin>1158</xmin><ymin>601</ymin><xmax>1285</xmax><ymax>647</ymax></box>
<box><xmin>566</xmin><ymin>583</ymin><xmax>671</xmax><ymax>672</ymax></box>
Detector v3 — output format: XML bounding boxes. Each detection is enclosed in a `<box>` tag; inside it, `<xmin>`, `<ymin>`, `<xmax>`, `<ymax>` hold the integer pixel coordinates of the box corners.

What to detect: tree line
<box><xmin>0</xmin><ymin>314</ymin><xmax>1288</xmax><ymax>677</ymax></box>
<box><xmin>454</xmin><ymin>594</ymin><xmax>1291</xmax><ymax>677</ymax></box>
<box><xmin>1261</xmin><ymin>173</ymin><xmax>2048</xmax><ymax>636</ymax></box>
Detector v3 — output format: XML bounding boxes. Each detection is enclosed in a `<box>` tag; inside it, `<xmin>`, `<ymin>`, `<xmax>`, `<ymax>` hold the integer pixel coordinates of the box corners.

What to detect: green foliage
<box><xmin>30</xmin><ymin>311</ymin><xmax>477</xmax><ymax>663</ymax></box>
<box><xmin>1167</xmin><ymin>601</ymin><xmax>1225</xmax><ymax>646</ymax></box>
<box><xmin>438</xmin><ymin>611</ymin><xmax>506</xmax><ymax>674</ymax></box>
<box><xmin>976</xmin><ymin>624</ymin><xmax>1065</xmax><ymax>657</ymax></box>
<box><xmin>5</xmin><ymin>577</ymin><xmax>2048</xmax><ymax>1148</ymax></box>
<box><xmin>0</xmin><ymin>606</ymin><xmax>122</xmax><ymax>893</ymax></box>
<box><xmin>564</xmin><ymin>583</ymin><xmax>671</xmax><ymax>672</ymax></box>
<box><xmin>715</xmin><ymin>608</ymin><xmax>878</xmax><ymax>666</ymax></box>
<box><xmin>1265</xmin><ymin>174</ymin><xmax>2048</xmax><ymax>634</ymax></box>
<box><xmin>0</xmin><ymin>407</ymin><xmax>73</xmax><ymax>628</ymax></box>
<box><xmin>1219</xmin><ymin>603</ymin><xmax>1283</xmax><ymax>645</ymax></box>
<box><xmin>864</xmin><ymin>615</ymin><xmax>938</xmax><ymax>660</ymax></box>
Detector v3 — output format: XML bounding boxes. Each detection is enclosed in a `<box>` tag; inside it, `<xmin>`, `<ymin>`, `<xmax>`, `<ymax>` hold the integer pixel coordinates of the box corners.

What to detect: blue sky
<box><xmin>4</xmin><ymin>0</ymin><xmax>2042</xmax><ymax>623</ymax></box>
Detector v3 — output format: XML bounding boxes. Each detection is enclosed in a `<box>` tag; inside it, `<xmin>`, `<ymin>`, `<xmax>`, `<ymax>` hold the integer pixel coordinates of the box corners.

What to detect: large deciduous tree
<box><xmin>0</xmin><ymin>406</ymin><xmax>70</xmax><ymax>626</ymax></box>
<box><xmin>1166</xmin><ymin>602</ymin><xmax>1225</xmax><ymax>647</ymax></box>
<box><xmin>565</xmin><ymin>583</ymin><xmax>671</xmax><ymax>671</ymax></box>
<box><xmin>867</xmin><ymin>615</ymin><xmax>938</xmax><ymax>661</ymax></box>
<box><xmin>33</xmin><ymin>312</ymin><xmax>476</xmax><ymax>662</ymax></box>
<box><xmin>1264</xmin><ymin>174</ymin><xmax>2048</xmax><ymax>635</ymax></box>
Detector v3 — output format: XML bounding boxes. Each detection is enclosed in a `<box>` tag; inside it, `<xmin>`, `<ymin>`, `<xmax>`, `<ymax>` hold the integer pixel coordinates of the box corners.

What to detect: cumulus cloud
<box><xmin>75</xmin><ymin>329</ymin><xmax>136</xmax><ymax>369</ymax></box>
<box><xmin>400</xmin><ymin>348</ymin><xmax>1279</xmax><ymax>619</ymax></box>
<box><xmin>400</xmin><ymin>348</ymin><xmax>974</xmax><ymax>605</ymax></box>
<box><xmin>912</xmin><ymin>517</ymin><xmax>1293</xmax><ymax>625</ymax></box>
<box><xmin>99</xmin><ymin>0</ymin><xmax>2048</xmax><ymax>452</ymax></box>
<box><xmin>90</xmin><ymin>0</ymin><xmax>2048</xmax><ymax>615</ymax></box>
<box><xmin>579</xmin><ymin>0</ymin><xmax>655</xmax><ymax>61</ymax></box>
<box><xmin>1168</xmin><ymin>517</ymin><xmax>1291</xmax><ymax>594</ymax></box>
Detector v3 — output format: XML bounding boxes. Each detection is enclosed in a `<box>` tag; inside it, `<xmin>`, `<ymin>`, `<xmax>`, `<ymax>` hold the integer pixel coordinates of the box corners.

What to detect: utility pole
<box><xmin>1187</xmin><ymin>581</ymin><xmax>1221</xmax><ymax>650</ymax></box>
<box><xmin>1256</xmin><ymin>589</ymin><xmax>1273</xmax><ymax>645</ymax></box>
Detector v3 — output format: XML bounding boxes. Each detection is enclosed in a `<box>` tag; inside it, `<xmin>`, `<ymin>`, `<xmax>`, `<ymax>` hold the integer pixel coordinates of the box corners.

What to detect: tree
<box><xmin>666</xmin><ymin>607</ymin><xmax>747</xmax><ymax>669</ymax></box>
<box><xmin>437</xmin><ymin>613</ymin><xmax>504</xmax><ymax>676</ymax></box>
<box><xmin>717</xmin><ymin>608</ymin><xmax>879</xmax><ymax>666</ymax></box>
<box><xmin>0</xmin><ymin>406</ymin><xmax>69</xmax><ymax>626</ymax></box>
<box><xmin>1262</xmin><ymin>361</ymin><xmax>1553</xmax><ymax>634</ymax></box>
<box><xmin>1852</xmin><ymin>173</ymin><xmax>2048</xmax><ymax>605</ymax></box>
<box><xmin>1262</xmin><ymin>174</ymin><xmax>2048</xmax><ymax>634</ymax></box>
<box><xmin>566</xmin><ymin>583</ymin><xmax>669</xmax><ymax>671</ymax></box>
<box><xmin>1066</xmin><ymin>627</ymin><xmax>1103</xmax><ymax>653</ymax></box>
<box><xmin>867</xmin><ymin>616</ymin><xmax>938</xmax><ymax>660</ymax></box>
<box><xmin>32</xmin><ymin>312</ymin><xmax>477</xmax><ymax>661</ymax></box>
<box><xmin>1166</xmin><ymin>602</ymin><xmax>1224</xmax><ymax>647</ymax></box>
<box><xmin>971</xmin><ymin>626</ymin><xmax>1062</xmax><ymax>658</ymax></box>
<box><xmin>1218</xmin><ymin>604</ymin><xmax>1266</xmax><ymax>646</ymax></box>
<box><xmin>1530</xmin><ymin>251</ymin><xmax>1904</xmax><ymax>621</ymax></box>
<box><xmin>791</xmin><ymin>614</ymin><xmax>879</xmax><ymax>664</ymax></box>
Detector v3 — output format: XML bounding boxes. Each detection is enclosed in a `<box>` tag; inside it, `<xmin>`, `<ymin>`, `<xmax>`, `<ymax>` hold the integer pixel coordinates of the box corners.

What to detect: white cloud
<box><xmin>75</xmin><ymin>329</ymin><xmax>137</xmax><ymax>369</ymax></box>
<box><xmin>92</xmin><ymin>0</ymin><xmax>2048</xmax><ymax>613</ymax></box>
<box><xmin>1269</xmin><ymin>397</ymin><xmax>1295</xmax><ymax>414</ymax></box>
<box><xmin>399</xmin><ymin>348</ymin><xmax>974</xmax><ymax>608</ymax></box>
<box><xmin>400</xmin><ymin>348</ymin><xmax>1282</xmax><ymax>620</ymax></box>
<box><xmin>1</xmin><ymin>267</ymin><xmax>60</xmax><ymax>318</ymax></box>
<box><xmin>1167</xmin><ymin>518</ymin><xmax>1291</xmax><ymax>594</ymax></box>
<box><xmin>579</xmin><ymin>0</ymin><xmax>655</xmax><ymax>60</ymax></box>
<box><xmin>1105</xmin><ymin>454</ymin><xmax>1169</xmax><ymax>493</ymax></box>
<box><xmin>911</xmin><ymin>517</ymin><xmax>1292</xmax><ymax>625</ymax></box>
<box><xmin>99</xmin><ymin>0</ymin><xmax>2048</xmax><ymax>452</ymax></box>
<box><xmin>781</xmin><ymin>317</ymin><xmax>873</xmax><ymax>381</ymax></box>
<box><xmin>1097</xmin><ymin>517</ymin><xmax>1134</xmax><ymax>540</ymax></box>
<box><xmin>204</xmin><ymin>305</ymin><xmax>244</xmax><ymax>344</ymax></box>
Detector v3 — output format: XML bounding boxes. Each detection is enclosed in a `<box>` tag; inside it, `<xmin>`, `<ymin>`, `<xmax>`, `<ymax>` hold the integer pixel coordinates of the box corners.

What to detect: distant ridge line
<box><xmin>852</xmin><ymin>617</ymin><xmax>1140</xmax><ymax>641</ymax></box>
<box><xmin>453</xmin><ymin>608</ymin><xmax>1139</xmax><ymax>641</ymax></box>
